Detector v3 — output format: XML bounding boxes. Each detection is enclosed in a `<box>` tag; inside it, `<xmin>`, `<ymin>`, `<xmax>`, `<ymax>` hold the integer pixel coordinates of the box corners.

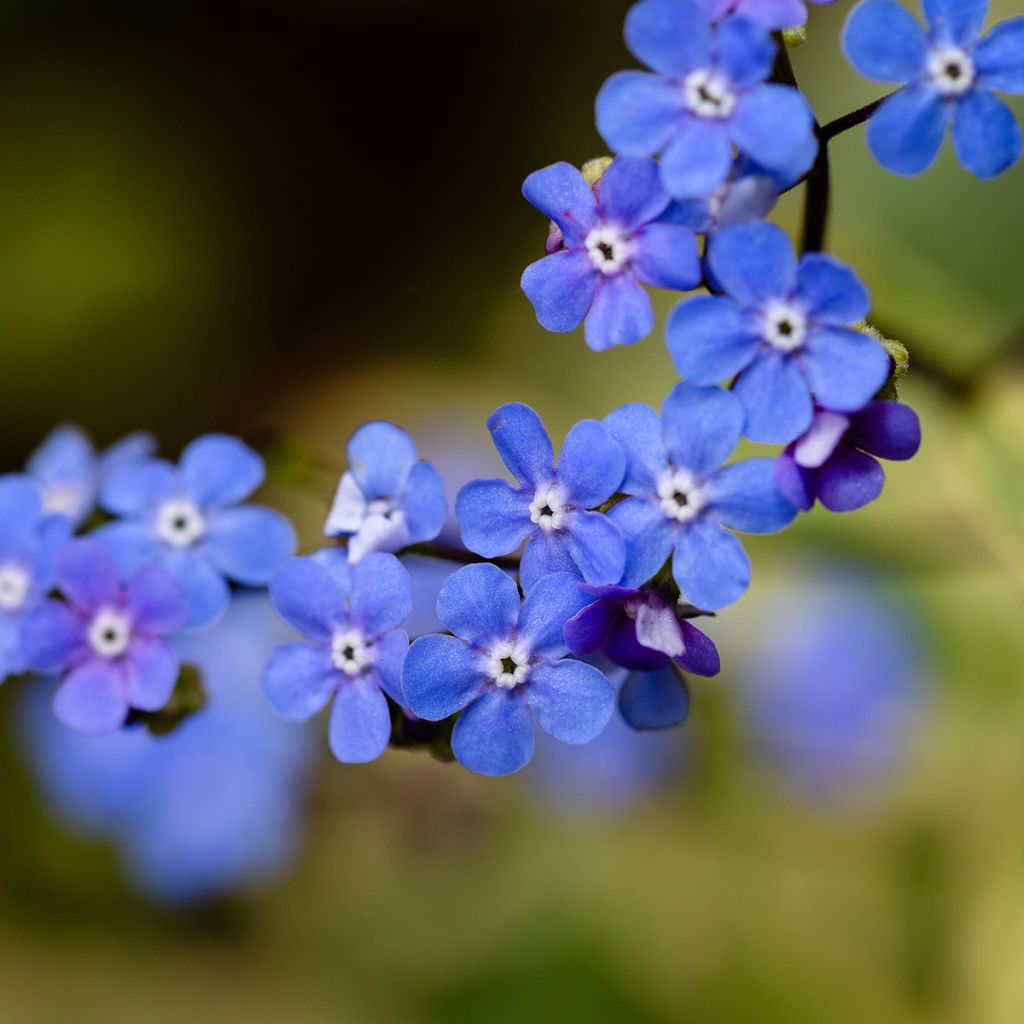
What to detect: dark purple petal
<box><xmin>817</xmin><ymin>447</ymin><xmax>886</xmax><ymax>512</ymax></box>
<box><xmin>677</xmin><ymin>621</ymin><xmax>721</xmax><ymax>677</ymax></box>
<box><xmin>564</xmin><ymin>599</ymin><xmax>623</xmax><ymax>658</ymax></box>
<box><xmin>773</xmin><ymin>452</ymin><xmax>816</xmax><ymax>512</ymax></box>
<box><xmin>606</xmin><ymin>618</ymin><xmax>671</xmax><ymax>670</ymax></box>
<box><xmin>848</xmin><ymin>401</ymin><xmax>921</xmax><ymax>461</ymax></box>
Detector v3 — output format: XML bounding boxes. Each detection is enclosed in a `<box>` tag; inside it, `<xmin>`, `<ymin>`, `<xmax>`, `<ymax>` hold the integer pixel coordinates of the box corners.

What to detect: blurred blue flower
<box><xmin>403</xmin><ymin>565</ymin><xmax>615</xmax><ymax>776</ymax></box>
<box><xmin>604</xmin><ymin>383</ymin><xmax>796</xmax><ymax>611</ymax></box>
<box><xmin>95</xmin><ymin>434</ymin><xmax>296</xmax><ymax>629</ymax></box>
<box><xmin>456</xmin><ymin>403</ymin><xmax>627</xmax><ymax>592</ymax></box>
<box><xmin>843</xmin><ymin>0</ymin><xmax>1024</xmax><ymax>177</ymax></box>
<box><xmin>21</xmin><ymin>595</ymin><xmax>313</xmax><ymax>906</ymax></box>
<box><xmin>596</xmin><ymin>0</ymin><xmax>816</xmax><ymax>198</ymax></box>
<box><xmin>696</xmin><ymin>0</ymin><xmax>835</xmax><ymax>31</ymax></box>
<box><xmin>521</xmin><ymin>158</ymin><xmax>700</xmax><ymax>351</ymax></box>
<box><xmin>323</xmin><ymin>421</ymin><xmax>447</xmax><ymax>561</ymax></box>
<box><xmin>667</xmin><ymin>221</ymin><xmax>891</xmax><ymax>444</ymax></box>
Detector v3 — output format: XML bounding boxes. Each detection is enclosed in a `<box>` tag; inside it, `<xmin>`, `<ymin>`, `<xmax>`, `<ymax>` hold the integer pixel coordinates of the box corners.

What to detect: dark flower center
<box><xmin>501</xmin><ymin>656</ymin><xmax>518</xmax><ymax>675</ymax></box>
<box><xmin>945</xmin><ymin>61</ymin><xmax>961</xmax><ymax>79</ymax></box>
<box><xmin>597</xmin><ymin>242</ymin><xmax>616</xmax><ymax>262</ymax></box>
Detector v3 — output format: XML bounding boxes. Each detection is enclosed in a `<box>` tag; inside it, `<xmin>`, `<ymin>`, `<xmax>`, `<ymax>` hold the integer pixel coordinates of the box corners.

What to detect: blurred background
<box><xmin>1</xmin><ymin>0</ymin><xmax>1023</xmax><ymax>1020</ymax></box>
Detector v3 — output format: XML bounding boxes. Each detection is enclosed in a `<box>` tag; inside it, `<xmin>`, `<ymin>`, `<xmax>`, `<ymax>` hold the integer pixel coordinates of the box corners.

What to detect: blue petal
<box><xmin>519</xmin><ymin>533</ymin><xmax>579</xmax><ymax>593</ymax></box>
<box><xmin>951</xmin><ymin>89</ymin><xmax>1022</xmax><ymax>178</ymax></box>
<box><xmin>596</xmin><ymin>71</ymin><xmax>685</xmax><ymax>157</ymax></box>
<box><xmin>867</xmin><ymin>84</ymin><xmax>948</xmax><ymax>175</ymax></box>
<box><xmin>328</xmin><ymin>677</ymin><xmax>391</xmax><ymax>763</ymax></box>
<box><xmin>100</xmin><ymin>459</ymin><xmax>178</xmax><ymax>517</ymax></box>
<box><xmin>269</xmin><ymin>557</ymin><xmax>344</xmax><ymax>642</ymax></box>
<box><xmin>522</xmin><ymin>162</ymin><xmax>600</xmax><ymax>246</ymax></box>
<box><xmin>54</xmin><ymin>539</ymin><xmax>121</xmax><ymax>613</ymax></box>
<box><xmin>603</xmin><ymin>402</ymin><xmax>667</xmax><ymax>494</ymax></box>
<box><xmin>163</xmin><ymin>549</ymin><xmax>231</xmax><ymax>630</ymax></box>
<box><xmin>527</xmin><ymin>659</ymin><xmax>615</xmax><ymax>742</ymax></box>
<box><xmin>402</xmin><ymin>461</ymin><xmax>448</xmax><ymax>543</ymax></box>
<box><xmin>803</xmin><ymin>327</ymin><xmax>890</xmax><ymax>411</ymax></box>
<box><xmin>518</xmin><ymin>571</ymin><xmax>592</xmax><ymax>658</ymax></box>
<box><xmin>347</xmin><ymin>421</ymin><xmax>418</xmax><ymax>500</ymax></box>
<box><xmin>599</xmin><ymin>157</ymin><xmax>670</xmax><ymax>230</ymax></box>
<box><xmin>584</xmin><ymin>274</ymin><xmax>655</xmax><ymax>351</ymax></box>
<box><xmin>666</xmin><ymin>294</ymin><xmax>762</xmax><ymax>384</ymax></box>
<box><xmin>733</xmin><ymin>0</ymin><xmax>809</xmax><ymax>29</ymax></box>
<box><xmin>625</xmin><ymin>0</ymin><xmax>711</xmax><ymax>76</ymax></box>
<box><xmin>373</xmin><ymin>628</ymin><xmax>409</xmax><ymax>706</ymax></box>
<box><xmin>818</xmin><ymin>446</ymin><xmax>886</xmax><ymax>511</ymax></box>
<box><xmin>99</xmin><ymin>431</ymin><xmax>156</xmax><ymax>479</ymax></box>
<box><xmin>619</xmin><ymin>668</ymin><xmax>690</xmax><ymax>729</ymax></box>
<box><xmin>975</xmin><ymin>18</ymin><xmax>1024</xmax><ymax>94</ymax></box>
<box><xmin>310</xmin><ymin>546</ymin><xmax>353</xmax><ymax>595</ymax></box>
<box><xmin>923</xmin><ymin>0</ymin><xmax>987</xmax><ymax>45</ymax></box>
<box><xmin>661</xmin><ymin>382</ymin><xmax>745</xmax><ymax>475</ymax></box>
<box><xmin>632</xmin><ymin>223</ymin><xmax>701</xmax><ymax>290</ymax></box>
<box><xmin>180</xmin><ymin>434</ymin><xmax>264</xmax><ymax>508</ymax></box>
<box><xmin>456</xmin><ymin>478</ymin><xmax>533</xmax><ymax>557</ymax></box>
<box><xmin>349</xmin><ymin>552</ymin><xmax>413</xmax><ymax>637</ymax></box>
<box><xmin>730</xmin><ymin>85</ymin><xmax>816</xmax><ymax>173</ymax></box>
<box><xmin>487</xmin><ymin>403</ymin><xmax>555</xmax><ymax>489</ymax></box>
<box><xmin>714</xmin><ymin>13</ymin><xmax>776</xmax><ymax>89</ymax></box>
<box><xmin>557</xmin><ymin>419</ymin><xmax>626</xmax><ymax>508</ymax></box>
<box><xmin>451</xmin><ymin>689</ymin><xmax>535</xmax><ymax>776</ymax></box>
<box><xmin>566</xmin><ymin>512</ymin><xmax>627</xmax><ymax>586</ymax></box>
<box><xmin>707</xmin><ymin>220</ymin><xmax>797</xmax><ymax>308</ymax></box>
<box><xmin>124</xmin><ymin>636</ymin><xmax>179</xmax><ymax>712</ymax></box>
<box><xmin>707</xmin><ymin>458</ymin><xmax>798</xmax><ymax>532</ymax></box>
<box><xmin>21</xmin><ymin>600</ymin><xmax>85</xmax><ymax>673</ymax></box>
<box><xmin>774</xmin><ymin>451</ymin><xmax>816</xmax><ymax>511</ymax></box>
<box><xmin>0</xmin><ymin>475</ymin><xmax>43</xmax><ymax>555</ymax></box>
<box><xmin>402</xmin><ymin>633</ymin><xmax>486</xmax><ymax>720</ymax></box>
<box><xmin>206</xmin><ymin>505</ymin><xmax>296</xmax><ymax>586</ymax></box>
<box><xmin>52</xmin><ymin>658</ymin><xmax>128</xmax><ymax>734</ymax></box>
<box><xmin>842</xmin><ymin>0</ymin><xmax>928</xmax><ymax>81</ymax></box>
<box><xmin>436</xmin><ymin>562</ymin><xmax>521</xmax><ymax>645</ymax></box>
<box><xmin>607</xmin><ymin>498</ymin><xmax>676</xmax><ymax>588</ymax></box>
<box><xmin>522</xmin><ymin>251</ymin><xmax>598</xmax><ymax>334</ymax></box>
<box><xmin>673</xmin><ymin>518</ymin><xmax>751</xmax><ymax>610</ymax></box>
<box><xmin>263</xmin><ymin>642</ymin><xmax>339</xmax><ymax>721</ymax></box>
<box><xmin>124</xmin><ymin>564</ymin><xmax>188</xmax><ymax>635</ymax></box>
<box><xmin>660</xmin><ymin>118</ymin><xmax>733</xmax><ymax>199</ymax></box>
<box><xmin>795</xmin><ymin>253</ymin><xmax>871</xmax><ymax>325</ymax></box>
<box><xmin>26</xmin><ymin>427</ymin><xmax>95</xmax><ymax>524</ymax></box>
<box><xmin>93</xmin><ymin>520</ymin><xmax>160</xmax><ymax>578</ymax></box>
<box><xmin>733</xmin><ymin>351</ymin><xmax>814</xmax><ymax>444</ymax></box>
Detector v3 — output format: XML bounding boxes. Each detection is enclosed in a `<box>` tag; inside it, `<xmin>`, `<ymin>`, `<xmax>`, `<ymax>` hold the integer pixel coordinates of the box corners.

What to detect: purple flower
<box><xmin>843</xmin><ymin>0</ymin><xmax>1024</xmax><ymax>177</ymax></box>
<box><xmin>0</xmin><ymin>476</ymin><xmax>71</xmax><ymax>681</ymax></box>
<box><xmin>521</xmin><ymin>158</ymin><xmax>700</xmax><ymax>351</ymax></box>
<box><xmin>604</xmin><ymin>383</ymin><xmax>797</xmax><ymax>611</ymax></box>
<box><xmin>323</xmin><ymin>421</ymin><xmax>447</xmax><ymax>560</ymax></box>
<box><xmin>667</xmin><ymin>221</ymin><xmax>891</xmax><ymax>444</ymax></box>
<box><xmin>95</xmin><ymin>434</ymin><xmax>297</xmax><ymax>629</ymax></box>
<box><xmin>21</xmin><ymin>539</ymin><xmax>188</xmax><ymax>734</ymax></box>
<box><xmin>596</xmin><ymin>0</ymin><xmax>816</xmax><ymax>198</ymax></box>
<box><xmin>456</xmin><ymin>403</ymin><xmax>627</xmax><ymax>592</ymax></box>
<box><xmin>697</xmin><ymin>0</ymin><xmax>836</xmax><ymax>30</ymax></box>
<box><xmin>263</xmin><ymin>549</ymin><xmax>412</xmax><ymax>763</ymax></box>
<box><xmin>402</xmin><ymin>565</ymin><xmax>616</xmax><ymax>776</ymax></box>
<box><xmin>775</xmin><ymin>401</ymin><xmax>922</xmax><ymax>512</ymax></box>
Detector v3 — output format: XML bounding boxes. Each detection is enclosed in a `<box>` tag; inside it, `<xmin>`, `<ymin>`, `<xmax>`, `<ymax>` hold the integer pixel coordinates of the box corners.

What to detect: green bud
<box><xmin>783</xmin><ymin>26</ymin><xmax>807</xmax><ymax>47</ymax></box>
<box><xmin>859</xmin><ymin>322</ymin><xmax>910</xmax><ymax>399</ymax></box>
<box><xmin>581</xmin><ymin>156</ymin><xmax>614</xmax><ymax>187</ymax></box>
<box><xmin>126</xmin><ymin>664</ymin><xmax>207</xmax><ymax>737</ymax></box>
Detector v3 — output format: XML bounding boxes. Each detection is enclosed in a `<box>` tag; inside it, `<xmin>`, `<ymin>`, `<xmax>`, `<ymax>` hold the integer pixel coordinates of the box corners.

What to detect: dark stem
<box><xmin>820</xmin><ymin>94</ymin><xmax>891</xmax><ymax>142</ymax></box>
<box><xmin>400</xmin><ymin>541</ymin><xmax>521</xmax><ymax>571</ymax></box>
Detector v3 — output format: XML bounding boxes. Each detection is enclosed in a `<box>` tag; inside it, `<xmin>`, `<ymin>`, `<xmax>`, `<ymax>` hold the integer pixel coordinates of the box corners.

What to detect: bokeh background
<box><xmin>1</xmin><ymin>0</ymin><xmax>1023</xmax><ymax>1020</ymax></box>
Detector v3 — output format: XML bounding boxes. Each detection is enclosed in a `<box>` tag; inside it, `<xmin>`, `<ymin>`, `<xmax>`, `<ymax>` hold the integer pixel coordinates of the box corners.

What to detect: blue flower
<box><xmin>95</xmin><ymin>434</ymin><xmax>296</xmax><ymax>629</ymax></box>
<box><xmin>603</xmin><ymin>383</ymin><xmax>797</xmax><ymax>611</ymax></box>
<box><xmin>0</xmin><ymin>476</ymin><xmax>72</xmax><ymax>682</ymax></box>
<box><xmin>263</xmin><ymin>549</ymin><xmax>412</xmax><ymax>763</ymax></box>
<box><xmin>324</xmin><ymin>421</ymin><xmax>447</xmax><ymax>560</ymax></box>
<box><xmin>697</xmin><ymin>0</ymin><xmax>836</xmax><ymax>30</ymax></box>
<box><xmin>455</xmin><ymin>404</ymin><xmax>627</xmax><ymax>592</ymax></box>
<box><xmin>596</xmin><ymin>0</ymin><xmax>816</xmax><ymax>199</ymax></box>
<box><xmin>667</xmin><ymin>221</ymin><xmax>891</xmax><ymax>443</ymax></box>
<box><xmin>26</xmin><ymin>425</ymin><xmax>155</xmax><ymax>527</ymax></box>
<box><xmin>843</xmin><ymin>0</ymin><xmax>1024</xmax><ymax>176</ymax></box>
<box><xmin>21</xmin><ymin>538</ymin><xmax>188</xmax><ymax>734</ymax></box>
<box><xmin>521</xmin><ymin>158</ymin><xmax>701</xmax><ymax>351</ymax></box>
<box><xmin>402</xmin><ymin>565</ymin><xmax>616</xmax><ymax>776</ymax></box>
<box><xmin>775</xmin><ymin>400</ymin><xmax>922</xmax><ymax>512</ymax></box>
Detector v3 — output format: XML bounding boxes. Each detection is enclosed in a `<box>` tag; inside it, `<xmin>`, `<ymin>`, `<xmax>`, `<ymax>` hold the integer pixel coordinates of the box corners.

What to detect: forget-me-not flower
<box><xmin>402</xmin><ymin>565</ymin><xmax>616</xmax><ymax>776</ymax></box>
<box><xmin>696</xmin><ymin>0</ymin><xmax>836</xmax><ymax>30</ymax></box>
<box><xmin>521</xmin><ymin>157</ymin><xmax>701</xmax><ymax>351</ymax></box>
<box><xmin>456</xmin><ymin>403</ymin><xmax>627</xmax><ymax>592</ymax></box>
<box><xmin>667</xmin><ymin>221</ymin><xmax>891</xmax><ymax>444</ymax></box>
<box><xmin>843</xmin><ymin>0</ymin><xmax>1024</xmax><ymax>177</ymax></box>
<box><xmin>95</xmin><ymin>434</ymin><xmax>296</xmax><ymax>629</ymax></box>
<box><xmin>603</xmin><ymin>383</ymin><xmax>797</xmax><ymax>611</ymax></box>
<box><xmin>596</xmin><ymin>0</ymin><xmax>816</xmax><ymax>198</ymax></box>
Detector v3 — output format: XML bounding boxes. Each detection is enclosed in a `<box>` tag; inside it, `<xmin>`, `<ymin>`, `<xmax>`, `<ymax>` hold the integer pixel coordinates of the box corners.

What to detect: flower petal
<box><xmin>349</xmin><ymin>552</ymin><xmax>413</xmax><ymax>636</ymax></box>
<box><xmin>796</xmin><ymin>253</ymin><xmax>871</xmax><ymax>325</ymax></box>
<box><xmin>666</xmin><ymin>294</ymin><xmax>762</xmax><ymax>384</ymax></box>
<box><xmin>848</xmin><ymin>401</ymin><xmax>921</xmax><ymax>460</ymax></box>
<box><xmin>92</xmin><ymin>520</ymin><xmax>160</xmax><ymax>578</ymax></box>
<box><xmin>522</xmin><ymin>251</ymin><xmax>598</xmax><ymax>334</ymax></box>
<box><xmin>180</xmin><ymin>434</ymin><xmax>264</xmax><ymax>508</ymax></box>
<box><xmin>522</xmin><ymin>162</ymin><xmax>600</xmax><ymax>245</ymax></box>
<box><xmin>402</xmin><ymin>461</ymin><xmax>448</xmax><ymax>544</ymax></box>
<box><xmin>436</xmin><ymin>562</ymin><xmax>521</xmax><ymax>645</ymax></box>
<box><xmin>373</xmin><ymin>628</ymin><xmax>409</xmax><ymax>706</ymax></box>
<box><xmin>707</xmin><ymin>458</ymin><xmax>798</xmax><ymax>533</ymax></box>
<box><xmin>707</xmin><ymin>220</ymin><xmax>797</xmax><ymax>308</ymax></box>
<box><xmin>563</xmin><ymin>599</ymin><xmax>623</xmax><ymax>658</ymax></box>
<box><xmin>519</xmin><ymin>532</ymin><xmax>579</xmax><ymax>592</ymax></box>
<box><xmin>596</xmin><ymin>71</ymin><xmax>685</xmax><ymax>157</ymax></box>
<box><xmin>661</xmin><ymin>381</ymin><xmax>745</xmax><ymax>475</ymax></box>
<box><xmin>518</xmin><ymin>572</ymin><xmax>591</xmax><ymax>658</ymax></box>
<box><xmin>733</xmin><ymin>351</ymin><xmax>815</xmax><ymax>444</ymax></box>
<box><xmin>818</xmin><ymin>447</ymin><xmax>886</xmax><ymax>511</ymax></box>
<box><xmin>842</xmin><ymin>0</ymin><xmax>929</xmax><ymax>81</ymax></box>
<box><xmin>269</xmin><ymin>556</ymin><xmax>344</xmax><ymax>642</ymax></box>
<box><xmin>21</xmin><ymin>600</ymin><xmax>85</xmax><ymax>673</ymax></box>
<box><xmin>328</xmin><ymin>677</ymin><xmax>391</xmax><ymax>763</ymax></box>
<box><xmin>566</xmin><ymin>511</ymin><xmax>627</xmax><ymax>586</ymax></box>
<box><xmin>323</xmin><ymin>472</ymin><xmax>366</xmax><ymax>537</ymax></box>
<box><xmin>53</xmin><ymin>658</ymin><xmax>128</xmax><ymax>734</ymax></box>
<box><xmin>557</xmin><ymin>420</ymin><xmax>626</xmax><ymax>508</ymax></box>
<box><xmin>733</xmin><ymin>0</ymin><xmax>809</xmax><ymax>29</ymax></box>
<box><xmin>673</xmin><ymin>518</ymin><xmax>751</xmax><ymax>610</ymax></box>
<box><xmin>730</xmin><ymin>84</ymin><xmax>816</xmax><ymax>174</ymax></box>
<box><xmin>774</xmin><ymin>451</ymin><xmax>816</xmax><ymax>511</ymax></box>
<box><xmin>660</xmin><ymin>117</ymin><xmax>733</xmax><ymax>199</ymax></box>
<box><xmin>923</xmin><ymin>0</ymin><xmax>988</xmax><ymax>46</ymax></box>
<box><xmin>607</xmin><ymin>498</ymin><xmax>676</xmax><ymax>588</ymax></box>
<box><xmin>205</xmin><ymin>505</ymin><xmax>296</xmax><ymax>586</ymax></box>
<box><xmin>634</xmin><ymin>599</ymin><xmax>686</xmax><ymax>658</ymax></box>
<box><xmin>603</xmin><ymin>402</ymin><xmax>667</xmax><ymax>494</ymax></box>
<box><xmin>100</xmin><ymin>459</ymin><xmax>177</xmax><ymax>517</ymax></box>
<box><xmin>455</xmin><ymin>479</ymin><xmax>534</xmax><ymax>558</ymax></box>
<box><xmin>124</xmin><ymin>564</ymin><xmax>188</xmax><ymax>635</ymax></box>
<box><xmin>347</xmin><ymin>421</ymin><xmax>418</xmax><ymax>500</ymax></box>
<box><xmin>54</xmin><ymin>539</ymin><xmax>121</xmax><ymax>612</ymax></box>
<box><xmin>625</xmin><ymin>0</ymin><xmax>711</xmax><ymax>76</ymax></box>
<box><xmin>619</xmin><ymin>668</ymin><xmax>690</xmax><ymax>729</ymax></box>
<box><xmin>951</xmin><ymin>89</ymin><xmax>1022</xmax><ymax>179</ymax></box>
<box><xmin>633</xmin><ymin>223</ymin><xmax>701</xmax><ymax>291</ymax></box>
<box><xmin>402</xmin><ymin>634</ymin><xmax>486</xmax><ymax>720</ymax></box>
<box><xmin>527</xmin><ymin>659</ymin><xmax>615</xmax><ymax>743</ymax></box>
<box><xmin>599</xmin><ymin>156</ymin><xmax>670</xmax><ymax>230</ymax></box>
<box><xmin>263</xmin><ymin>642</ymin><xmax>339</xmax><ymax>721</ymax></box>
<box><xmin>451</xmin><ymin>689</ymin><xmax>535</xmax><ymax>776</ymax></box>
<box><xmin>486</xmin><ymin>403</ymin><xmax>555</xmax><ymax>489</ymax></box>
<box><xmin>677</xmin><ymin>621</ymin><xmax>721</xmax><ymax>676</ymax></box>
<box><xmin>605</xmin><ymin>619</ymin><xmax>670</xmax><ymax>670</ymax></box>
<box><xmin>163</xmin><ymin>549</ymin><xmax>231</xmax><ymax>630</ymax></box>
<box><xmin>124</xmin><ymin>636</ymin><xmax>179</xmax><ymax>711</ymax></box>
<box><xmin>584</xmin><ymin>274</ymin><xmax>655</xmax><ymax>351</ymax></box>
<box><xmin>802</xmin><ymin>327</ymin><xmax>890</xmax><ymax>411</ymax></box>
<box><xmin>866</xmin><ymin>84</ymin><xmax>947</xmax><ymax>175</ymax></box>
<box><xmin>714</xmin><ymin>13</ymin><xmax>776</xmax><ymax>88</ymax></box>
<box><xmin>0</xmin><ymin>475</ymin><xmax>42</xmax><ymax>556</ymax></box>
<box><xmin>975</xmin><ymin>18</ymin><xmax>1024</xmax><ymax>94</ymax></box>
<box><xmin>793</xmin><ymin>410</ymin><xmax>852</xmax><ymax>468</ymax></box>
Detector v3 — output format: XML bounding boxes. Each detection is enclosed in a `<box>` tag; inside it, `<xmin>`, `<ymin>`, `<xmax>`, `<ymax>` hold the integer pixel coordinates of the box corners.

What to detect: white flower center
<box><xmin>683</xmin><ymin>69</ymin><xmax>737</xmax><ymax>119</ymax></box>
<box><xmin>0</xmin><ymin>564</ymin><xmax>31</xmax><ymax>612</ymax></box>
<box><xmin>762</xmin><ymin>300</ymin><xmax>807</xmax><ymax>352</ymax></box>
<box><xmin>529</xmin><ymin>482</ymin><xmax>571</xmax><ymax>533</ymax></box>
<box><xmin>484</xmin><ymin>639</ymin><xmax>532</xmax><ymax>690</ymax></box>
<box><xmin>928</xmin><ymin>47</ymin><xmax>975</xmax><ymax>96</ymax></box>
<box><xmin>331</xmin><ymin>628</ymin><xmax>372</xmax><ymax>676</ymax></box>
<box><xmin>657</xmin><ymin>468</ymin><xmax>705</xmax><ymax>523</ymax></box>
<box><xmin>584</xmin><ymin>225</ymin><xmax>634</xmax><ymax>276</ymax></box>
<box><xmin>155</xmin><ymin>499</ymin><xmax>206</xmax><ymax>547</ymax></box>
<box><xmin>88</xmin><ymin>608</ymin><xmax>132</xmax><ymax>658</ymax></box>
